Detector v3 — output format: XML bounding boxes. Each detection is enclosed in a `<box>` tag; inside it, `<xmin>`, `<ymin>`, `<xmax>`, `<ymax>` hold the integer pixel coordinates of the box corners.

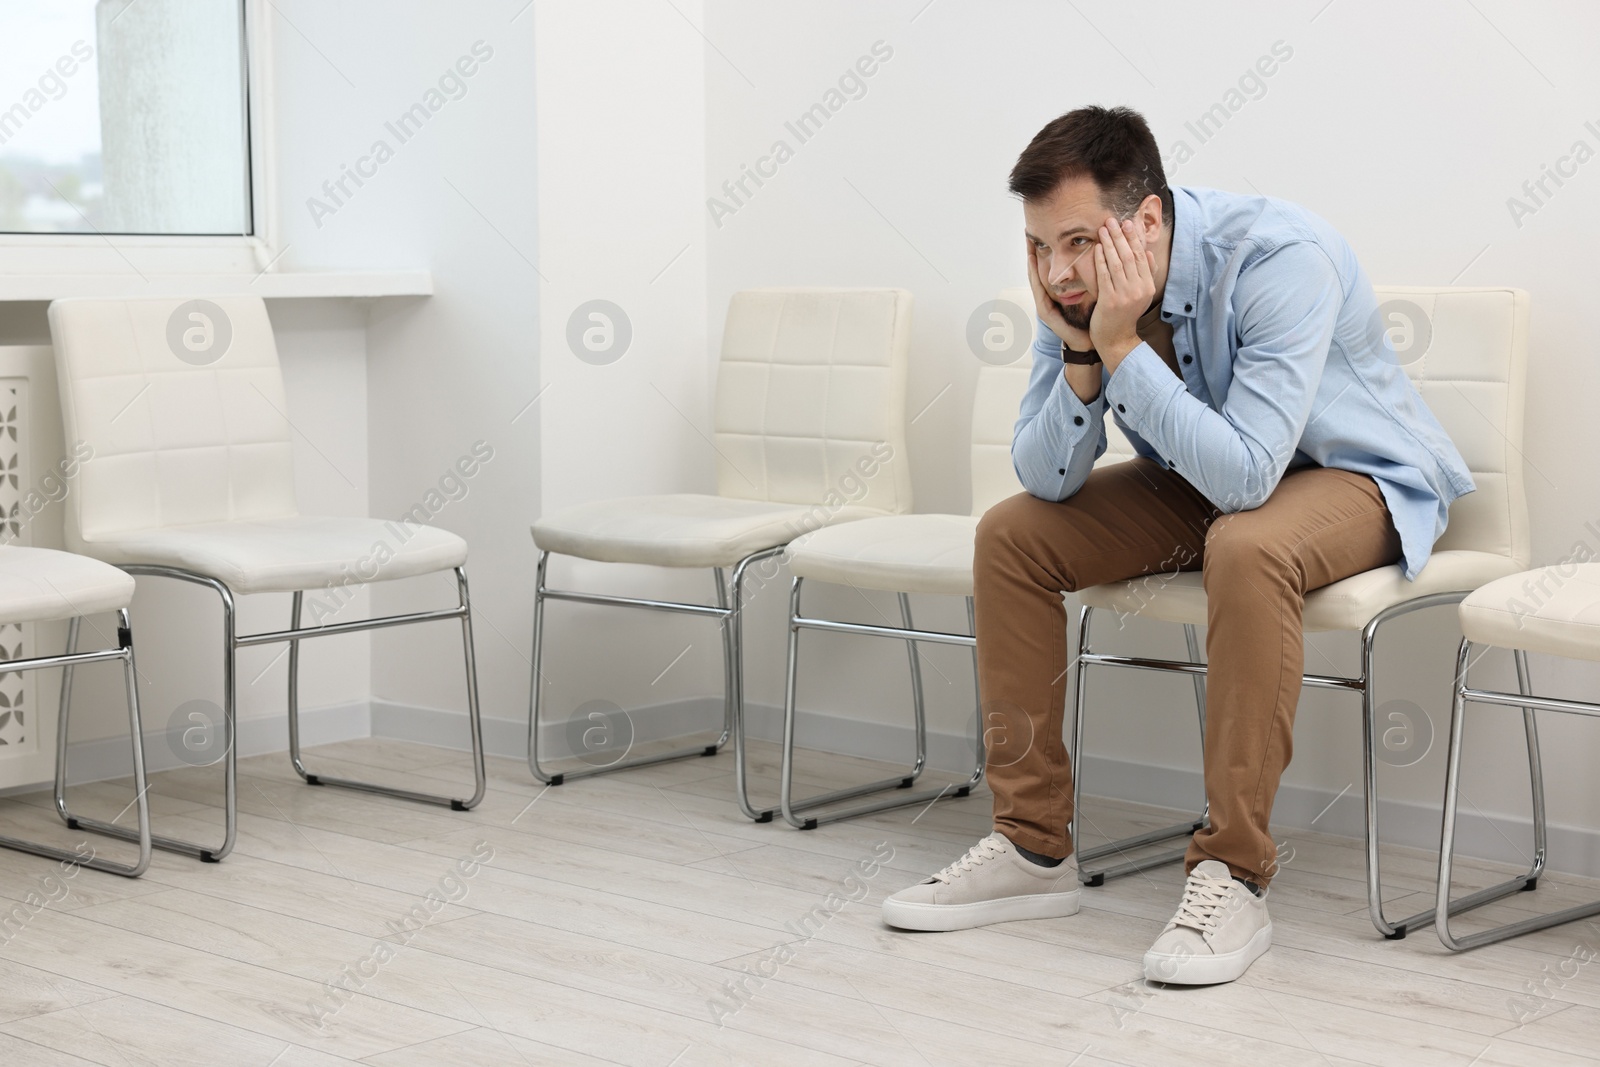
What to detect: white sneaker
<box><xmin>1143</xmin><ymin>860</ymin><xmax>1272</xmax><ymax>984</ymax></box>
<box><xmin>881</xmin><ymin>833</ymin><xmax>1081</xmax><ymax>932</ymax></box>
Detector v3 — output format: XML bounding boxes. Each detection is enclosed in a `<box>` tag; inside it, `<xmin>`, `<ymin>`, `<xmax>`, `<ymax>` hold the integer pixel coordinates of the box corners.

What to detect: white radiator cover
<box><xmin>0</xmin><ymin>346</ymin><xmax>73</xmax><ymax>786</ymax></box>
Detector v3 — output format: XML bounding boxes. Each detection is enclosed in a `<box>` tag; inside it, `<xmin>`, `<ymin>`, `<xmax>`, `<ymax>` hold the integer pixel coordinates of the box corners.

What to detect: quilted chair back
<box><xmin>969</xmin><ymin>285</ymin><xmax>1530</xmax><ymax>566</ymax></box>
<box><xmin>713</xmin><ymin>288</ymin><xmax>914</xmax><ymax>515</ymax></box>
<box><xmin>47</xmin><ymin>295</ymin><xmax>297</xmax><ymax>552</ymax></box>
<box><xmin>1376</xmin><ymin>286</ymin><xmax>1530</xmax><ymax>566</ymax></box>
<box><xmin>970</xmin><ymin>287</ymin><xmax>1137</xmax><ymax>516</ymax></box>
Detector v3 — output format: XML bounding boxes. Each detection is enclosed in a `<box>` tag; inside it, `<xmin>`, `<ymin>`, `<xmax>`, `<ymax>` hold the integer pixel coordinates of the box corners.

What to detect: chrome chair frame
<box><xmin>3</xmin><ymin>610</ymin><xmax>152</xmax><ymax>877</ymax></box>
<box><xmin>1436</xmin><ymin>640</ymin><xmax>1588</xmax><ymax>951</ymax></box>
<box><xmin>777</xmin><ymin>576</ymin><xmax>983</xmax><ymax>830</ymax></box>
<box><xmin>58</xmin><ymin>565</ymin><xmax>487</xmax><ymax>863</ymax></box>
<box><xmin>1072</xmin><ymin>590</ymin><xmax>1539</xmax><ymax>939</ymax></box>
<box><xmin>528</xmin><ymin>546</ymin><xmax>791</xmax><ymax>822</ymax></box>
<box><xmin>1071</xmin><ymin>618</ymin><xmax>1208</xmax><ymax>885</ymax></box>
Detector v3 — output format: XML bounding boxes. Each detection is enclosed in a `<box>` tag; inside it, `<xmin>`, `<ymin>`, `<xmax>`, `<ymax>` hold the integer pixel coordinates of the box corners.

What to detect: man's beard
<box><xmin>1060</xmin><ymin>298</ymin><xmax>1093</xmax><ymax>332</ymax></box>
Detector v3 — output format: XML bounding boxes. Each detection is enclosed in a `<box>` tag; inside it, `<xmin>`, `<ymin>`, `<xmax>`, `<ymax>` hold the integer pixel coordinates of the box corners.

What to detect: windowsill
<box><xmin>0</xmin><ymin>270</ymin><xmax>433</xmax><ymax>301</ymax></box>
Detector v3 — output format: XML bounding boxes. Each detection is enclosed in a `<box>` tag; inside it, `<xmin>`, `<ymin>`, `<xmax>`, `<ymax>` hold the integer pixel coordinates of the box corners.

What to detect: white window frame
<box><xmin>0</xmin><ymin>0</ymin><xmax>279</xmax><ymax>275</ymax></box>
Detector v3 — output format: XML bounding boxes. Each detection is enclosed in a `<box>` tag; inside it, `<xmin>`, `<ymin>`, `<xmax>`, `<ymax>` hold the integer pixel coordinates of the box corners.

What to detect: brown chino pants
<box><xmin>974</xmin><ymin>457</ymin><xmax>1403</xmax><ymax>886</ymax></box>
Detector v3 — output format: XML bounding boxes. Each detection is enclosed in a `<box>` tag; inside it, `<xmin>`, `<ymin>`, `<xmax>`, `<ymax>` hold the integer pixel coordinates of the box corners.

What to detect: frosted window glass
<box><xmin>0</xmin><ymin>0</ymin><xmax>250</xmax><ymax>235</ymax></box>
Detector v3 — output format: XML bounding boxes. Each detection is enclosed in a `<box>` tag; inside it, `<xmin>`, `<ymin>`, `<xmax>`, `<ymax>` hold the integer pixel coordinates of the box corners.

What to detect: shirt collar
<box><xmin>1160</xmin><ymin>185</ymin><xmax>1201</xmax><ymax>322</ymax></box>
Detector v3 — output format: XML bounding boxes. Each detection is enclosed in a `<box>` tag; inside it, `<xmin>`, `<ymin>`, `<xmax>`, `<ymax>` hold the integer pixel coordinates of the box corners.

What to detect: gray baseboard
<box><xmin>0</xmin><ymin>701</ymin><xmax>370</xmax><ymax>798</ymax></box>
<box><xmin>376</xmin><ymin>695</ymin><xmax>1600</xmax><ymax>881</ymax></box>
<box><xmin>19</xmin><ymin>694</ymin><xmax>1594</xmax><ymax>881</ymax></box>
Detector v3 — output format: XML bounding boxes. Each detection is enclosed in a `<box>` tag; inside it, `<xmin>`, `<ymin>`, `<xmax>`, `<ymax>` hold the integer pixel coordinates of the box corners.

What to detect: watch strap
<box><xmin>1060</xmin><ymin>341</ymin><xmax>1102</xmax><ymax>366</ymax></box>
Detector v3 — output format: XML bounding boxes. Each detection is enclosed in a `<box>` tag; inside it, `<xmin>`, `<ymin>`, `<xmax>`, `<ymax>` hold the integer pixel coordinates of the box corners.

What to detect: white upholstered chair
<box><xmin>47</xmin><ymin>295</ymin><xmax>486</xmax><ymax>864</ymax></box>
<box><xmin>773</xmin><ymin>290</ymin><xmax>1138</xmax><ymax>829</ymax></box>
<box><xmin>529</xmin><ymin>288</ymin><xmax>914</xmax><ymax>820</ymax></box>
<box><xmin>1068</xmin><ymin>285</ymin><xmax>1532</xmax><ymax>939</ymax></box>
<box><xmin>0</xmin><ymin>547</ymin><xmax>150</xmax><ymax>876</ymax></box>
<box><xmin>1434</xmin><ymin>566</ymin><xmax>1600</xmax><ymax>950</ymax></box>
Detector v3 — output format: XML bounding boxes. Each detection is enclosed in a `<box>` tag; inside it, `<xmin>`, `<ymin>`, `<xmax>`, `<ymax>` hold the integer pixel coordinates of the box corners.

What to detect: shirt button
<box><xmin>1184</xmin><ymin>303</ymin><xmax>1193</xmax><ymax>312</ymax></box>
<box><xmin>1058</xmin><ymin>468</ymin><xmax>1066</xmax><ymax>475</ymax></box>
<box><xmin>1161</xmin><ymin>311</ymin><xmax>1170</xmax><ymax>319</ymax></box>
<box><xmin>1073</xmin><ymin>415</ymin><xmax>1084</xmax><ymax>426</ymax></box>
<box><xmin>1182</xmin><ymin>355</ymin><xmax>1193</xmax><ymax>364</ymax></box>
<box><xmin>1116</xmin><ymin>403</ymin><xmax>1126</xmax><ymax>413</ymax></box>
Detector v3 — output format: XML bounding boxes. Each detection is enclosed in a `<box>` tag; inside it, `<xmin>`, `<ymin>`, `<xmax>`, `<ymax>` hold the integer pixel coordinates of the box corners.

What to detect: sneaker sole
<box><xmin>1142</xmin><ymin>922</ymin><xmax>1272</xmax><ymax>985</ymax></box>
<box><xmin>881</xmin><ymin>889</ymin><xmax>1081</xmax><ymax>932</ymax></box>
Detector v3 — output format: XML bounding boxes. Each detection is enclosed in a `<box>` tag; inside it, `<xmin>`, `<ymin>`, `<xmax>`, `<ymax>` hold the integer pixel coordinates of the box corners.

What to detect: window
<box><xmin>0</xmin><ymin>0</ymin><xmax>251</xmax><ymax>236</ymax></box>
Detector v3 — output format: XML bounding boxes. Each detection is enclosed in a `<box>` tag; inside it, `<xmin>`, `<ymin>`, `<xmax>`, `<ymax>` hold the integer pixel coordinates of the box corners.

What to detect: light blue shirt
<box><xmin>1013</xmin><ymin>183</ymin><xmax>1474</xmax><ymax>581</ymax></box>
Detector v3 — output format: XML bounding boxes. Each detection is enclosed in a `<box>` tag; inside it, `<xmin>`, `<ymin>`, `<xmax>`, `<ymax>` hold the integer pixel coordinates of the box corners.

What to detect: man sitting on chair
<box><xmin>881</xmin><ymin>105</ymin><xmax>1474</xmax><ymax>985</ymax></box>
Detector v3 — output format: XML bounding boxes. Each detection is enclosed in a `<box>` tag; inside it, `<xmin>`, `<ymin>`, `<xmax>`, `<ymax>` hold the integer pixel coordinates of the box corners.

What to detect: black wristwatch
<box><xmin>1061</xmin><ymin>341</ymin><xmax>1102</xmax><ymax>366</ymax></box>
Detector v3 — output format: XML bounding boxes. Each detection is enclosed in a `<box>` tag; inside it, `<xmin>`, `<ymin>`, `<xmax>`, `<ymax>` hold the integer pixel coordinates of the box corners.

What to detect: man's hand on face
<box><xmin>1088</xmin><ymin>216</ymin><xmax>1157</xmax><ymax>372</ymax></box>
<box><xmin>1027</xmin><ymin>237</ymin><xmax>1103</xmax><ymax>404</ymax></box>
<box><xmin>1026</xmin><ymin>239</ymin><xmax>1094</xmax><ymax>352</ymax></box>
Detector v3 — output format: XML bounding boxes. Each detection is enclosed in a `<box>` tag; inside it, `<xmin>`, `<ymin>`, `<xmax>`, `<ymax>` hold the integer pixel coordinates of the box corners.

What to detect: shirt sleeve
<box><xmin>1101</xmin><ymin>241</ymin><xmax>1344</xmax><ymax>512</ymax></box>
<box><xmin>1011</xmin><ymin>316</ymin><xmax>1109</xmax><ymax>500</ymax></box>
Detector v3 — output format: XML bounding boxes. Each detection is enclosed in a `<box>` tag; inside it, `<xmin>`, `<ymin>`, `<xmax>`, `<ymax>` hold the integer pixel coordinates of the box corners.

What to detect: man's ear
<box><xmin>1140</xmin><ymin>194</ymin><xmax>1163</xmax><ymax>237</ymax></box>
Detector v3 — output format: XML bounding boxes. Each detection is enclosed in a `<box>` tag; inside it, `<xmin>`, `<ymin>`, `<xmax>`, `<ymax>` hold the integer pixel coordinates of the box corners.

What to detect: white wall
<box><xmin>269</xmin><ymin>0</ymin><xmax>539</xmax><ymax>735</ymax></box>
<box><xmin>526</xmin><ymin>0</ymin><xmax>714</xmax><ymax>749</ymax></box>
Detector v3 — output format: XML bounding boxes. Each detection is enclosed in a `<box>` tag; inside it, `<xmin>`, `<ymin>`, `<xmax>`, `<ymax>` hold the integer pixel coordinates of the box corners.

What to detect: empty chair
<box><xmin>529</xmin><ymin>288</ymin><xmax>914</xmax><ymax>820</ymax></box>
<box><xmin>1434</xmin><ymin>565</ymin><xmax>1600</xmax><ymax>950</ymax></box>
<box><xmin>1066</xmin><ymin>285</ymin><xmax>1531</xmax><ymax>940</ymax></box>
<box><xmin>0</xmin><ymin>546</ymin><xmax>149</xmax><ymax>877</ymax></box>
<box><xmin>47</xmin><ymin>295</ymin><xmax>486</xmax><ymax>864</ymax></box>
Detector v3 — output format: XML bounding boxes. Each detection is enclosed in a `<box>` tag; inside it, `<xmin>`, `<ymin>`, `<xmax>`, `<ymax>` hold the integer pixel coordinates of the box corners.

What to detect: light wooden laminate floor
<box><xmin>0</xmin><ymin>737</ymin><xmax>1597</xmax><ymax>1066</ymax></box>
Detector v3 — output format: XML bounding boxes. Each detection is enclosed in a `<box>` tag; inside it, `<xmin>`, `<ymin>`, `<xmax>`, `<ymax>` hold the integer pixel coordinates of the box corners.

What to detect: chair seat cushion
<box><xmin>786</xmin><ymin>514</ymin><xmax>980</xmax><ymax>596</ymax></box>
<box><xmin>531</xmin><ymin>494</ymin><xmax>886</xmax><ymax>568</ymax></box>
<box><xmin>1078</xmin><ymin>550</ymin><xmax>1524</xmax><ymax>633</ymax></box>
<box><xmin>76</xmin><ymin>517</ymin><xmax>467</xmax><ymax>595</ymax></box>
<box><xmin>0</xmin><ymin>547</ymin><xmax>136</xmax><ymax>625</ymax></box>
<box><xmin>1460</xmin><ymin>563</ymin><xmax>1600</xmax><ymax>662</ymax></box>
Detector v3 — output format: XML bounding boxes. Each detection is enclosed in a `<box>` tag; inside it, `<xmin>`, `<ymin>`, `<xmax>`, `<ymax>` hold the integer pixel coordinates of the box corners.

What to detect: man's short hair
<box><xmin>1009</xmin><ymin>105</ymin><xmax>1173</xmax><ymax>227</ymax></box>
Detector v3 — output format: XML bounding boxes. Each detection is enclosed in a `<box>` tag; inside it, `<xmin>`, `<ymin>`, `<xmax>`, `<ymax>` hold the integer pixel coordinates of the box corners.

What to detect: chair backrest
<box><xmin>970</xmin><ymin>288</ymin><xmax>1136</xmax><ymax>516</ymax></box>
<box><xmin>971</xmin><ymin>286</ymin><xmax>1531</xmax><ymax>567</ymax></box>
<box><xmin>47</xmin><ymin>295</ymin><xmax>297</xmax><ymax>551</ymax></box>
<box><xmin>1378</xmin><ymin>286</ymin><xmax>1530</xmax><ymax>565</ymax></box>
<box><xmin>713</xmin><ymin>288</ymin><xmax>914</xmax><ymax>515</ymax></box>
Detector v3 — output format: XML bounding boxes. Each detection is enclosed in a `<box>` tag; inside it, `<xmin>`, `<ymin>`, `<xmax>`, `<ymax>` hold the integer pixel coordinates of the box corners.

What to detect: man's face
<box><xmin>1023</xmin><ymin>175</ymin><xmax>1115</xmax><ymax>332</ymax></box>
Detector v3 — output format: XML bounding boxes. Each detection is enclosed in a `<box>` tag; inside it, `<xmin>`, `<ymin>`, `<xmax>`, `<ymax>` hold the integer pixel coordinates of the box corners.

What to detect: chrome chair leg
<box><xmin>1516</xmin><ymin>649</ymin><xmax>1549</xmax><ymax>882</ymax></box>
<box><xmin>68</xmin><ymin>563</ymin><xmax>485</xmax><ymax>865</ymax></box>
<box><xmin>1184</xmin><ymin>622</ymin><xmax>1210</xmax><ymax>757</ymax></box>
<box><xmin>527</xmin><ymin>545</ymin><xmax>786</xmax><ymax>799</ymax></box>
<box><xmin>714</xmin><ymin>567</ymin><xmax>736</xmax><ymax>751</ymax></box>
<box><xmin>5</xmin><ymin>610</ymin><xmax>153</xmax><ymax>877</ymax></box>
<box><xmin>287</xmin><ymin>568</ymin><xmax>487</xmax><ymax>810</ymax></box>
<box><xmin>778</xmin><ymin>579</ymin><xmax>982</xmax><ymax>830</ymax></box>
<box><xmin>1069</xmin><ymin>604</ymin><xmax>1092</xmax><ymax>873</ymax></box>
<box><xmin>1362</xmin><ymin>606</ymin><xmax>1542</xmax><ymax>939</ymax></box>
<box><xmin>1072</xmin><ymin>607</ymin><xmax>1209</xmax><ymax>887</ymax></box>
<box><xmin>1360</xmin><ymin>614</ymin><xmax>1405</xmax><ymax>936</ymax></box>
<box><xmin>1068</xmin><ymin>589</ymin><xmax>1493</xmax><ymax>936</ymax></box>
<box><xmin>901</xmin><ymin>592</ymin><xmax>930</xmax><ymax>789</ymax></box>
<box><xmin>52</xmin><ymin>616</ymin><xmax>81</xmax><ymax>825</ymax></box>
<box><xmin>729</xmin><ymin>549</ymin><xmax>775</xmax><ymax>821</ymax></box>
<box><xmin>528</xmin><ymin>549</ymin><xmax>553</xmax><ymax>780</ymax></box>
<box><xmin>61</xmin><ymin>571</ymin><xmax>240</xmax><ymax>862</ymax></box>
<box><xmin>965</xmin><ymin>595</ymin><xmax>986</xmax><ymax>782</ymax></box>
<box><xmin>1184</xmin><ymin>619</ymin><xmax>1212</xmax><ymax>834</ymax></box>
<box><xmin>1436</xmin><ymin>642</ymin><xmax>1589</xmax><ymax>951</ymax></box>
<box><xmin>456</xmin><ymin>567</ymin><xmax>490</xmax><ymax>808</ymax></box>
